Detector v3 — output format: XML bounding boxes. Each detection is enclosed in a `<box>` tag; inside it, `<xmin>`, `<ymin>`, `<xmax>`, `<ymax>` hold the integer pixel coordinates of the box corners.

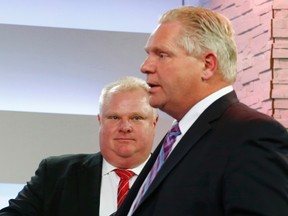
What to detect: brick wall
<box><xmin>198</xmin><ymin>0</ymin><xmax>288</xmax><ymax>129</ymax></box>
<box><xmin>272</xmin><ymin>0</ymin><xmax>288</xmax><ymax>128</ymax></box>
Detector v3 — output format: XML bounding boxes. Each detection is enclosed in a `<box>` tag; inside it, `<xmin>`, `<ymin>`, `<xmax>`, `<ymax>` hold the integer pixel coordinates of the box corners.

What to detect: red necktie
<box><xmin>114</xmin><ymin>169</ymin><xmax>135</xmax><ymax>208</ymax></box>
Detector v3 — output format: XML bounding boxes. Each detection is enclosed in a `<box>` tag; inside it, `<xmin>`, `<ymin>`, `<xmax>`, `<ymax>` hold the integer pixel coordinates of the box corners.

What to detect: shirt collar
<box><xmin>178</xmin><ymin>85</ymin><xmax>233</xmax><ymax>135</ymax></box>
<box><xmin>102</xmin><ymin>155</ymin><xmax>151</xmax><ymax>176</ymax></box>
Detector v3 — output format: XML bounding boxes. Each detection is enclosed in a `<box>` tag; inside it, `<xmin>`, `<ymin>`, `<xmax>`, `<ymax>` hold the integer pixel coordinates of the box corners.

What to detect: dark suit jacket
<box><xmin>115</xmin><ymin>91</ymin><xmax>288</xmax><ymax>216</ymax></box>
<box><xmin>0</xmin><ymin>153</ymin><xmax>103</xmax><ymax>216</ymax></box>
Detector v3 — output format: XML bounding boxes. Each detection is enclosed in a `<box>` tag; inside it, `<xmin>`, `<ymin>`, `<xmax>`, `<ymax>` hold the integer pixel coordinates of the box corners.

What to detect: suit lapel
<box><xmin>77</xmin><ymin>154</ymin><xmax>103</xmax><ymax>216</ymax></box>
<box><xmin>140</xmin><ymin>91</ymin><xmax>239</xmax><ymax>205</ymax></box>
<box><xmin>116</xmin><ymin>143</ymin><xmax>162</xmax><ymax>215</ymax></box>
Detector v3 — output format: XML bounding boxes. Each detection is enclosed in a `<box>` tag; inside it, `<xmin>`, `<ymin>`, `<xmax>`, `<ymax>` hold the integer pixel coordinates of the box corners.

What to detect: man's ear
<box><xmin>97</xmin><ymin>114</ymin><xmax>101</xmax><ymax>124</ymax></box>
<box><xmin>153</xmin><ymin>115</ymin><xmax>159</xmax><ymax>127</ymax></box>
<box><xmin>201</xmin><ymin>52</ymin><xmax>218</xmax><ymax>81</ymax></box>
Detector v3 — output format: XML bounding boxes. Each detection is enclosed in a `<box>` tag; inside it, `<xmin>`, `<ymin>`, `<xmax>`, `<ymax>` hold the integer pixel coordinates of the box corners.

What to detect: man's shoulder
<box><xmin>42</xmin><ymin>152</ymin><xmax>103</xmax><ymax>169</ymax></box>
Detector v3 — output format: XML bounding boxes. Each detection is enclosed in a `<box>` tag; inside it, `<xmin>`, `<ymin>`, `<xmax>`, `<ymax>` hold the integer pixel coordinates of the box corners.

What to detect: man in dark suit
<box><xmin>0</xmin><ymin>76</ymin><xmax>158</xmax><ymax>216</ymax></box>
<box><xmin>114</xmin><ymin>6</ymin><xmax>288</xmax><ymax>216</ymax></box>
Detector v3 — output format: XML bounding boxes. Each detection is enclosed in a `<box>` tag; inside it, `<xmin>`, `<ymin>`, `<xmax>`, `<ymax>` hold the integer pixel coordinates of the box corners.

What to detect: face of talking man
<box><xmin>140</xmin><ymin>22</ymin><xmax>206</xmax><ymax>120</ymax></box>
<box><xmin>98</xmin><ymin>89</ymin><xmax>158</xmax><ymax>169</ymax></box>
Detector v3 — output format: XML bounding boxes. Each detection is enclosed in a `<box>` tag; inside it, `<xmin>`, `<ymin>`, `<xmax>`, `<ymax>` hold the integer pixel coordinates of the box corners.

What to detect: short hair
<box><xmin>99</xmin><ymin>76</ymin><xmax>157</xmax><ymax>118</ymax></box>
<box><xmin>159</xmin><ymin>6</ymin><xmax>238</xmax><ymax>83</ymax></box>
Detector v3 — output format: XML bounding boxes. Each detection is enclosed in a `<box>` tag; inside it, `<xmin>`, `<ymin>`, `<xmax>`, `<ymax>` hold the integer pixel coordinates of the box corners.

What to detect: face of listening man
<box><xmin>98</xmin><ymin>89</ymin><xmax>158</xmax><ymax>169</ymax></box>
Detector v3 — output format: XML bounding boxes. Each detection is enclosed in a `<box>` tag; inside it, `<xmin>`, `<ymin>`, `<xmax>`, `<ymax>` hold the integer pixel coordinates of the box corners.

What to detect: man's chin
<box><xmin>149</xmin><ymin>97</ymin><xmax>162</xmax><ymax>108</ymax></box>
<box><xmin>117</xmin><ymin>148</ymin><xmax>135</xmax><ymax>158</ymax></box>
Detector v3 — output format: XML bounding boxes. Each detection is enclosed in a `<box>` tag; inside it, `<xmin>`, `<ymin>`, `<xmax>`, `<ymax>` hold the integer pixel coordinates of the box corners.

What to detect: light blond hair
<box><xmin>99</xmin><ymin>76</ymin><xmax>157</xmax><ymax>118</ymax></box>
<box><xmin>159</xmin><ymin>6</ymin><xmax>237</xmax><ymax>83</ymax></box>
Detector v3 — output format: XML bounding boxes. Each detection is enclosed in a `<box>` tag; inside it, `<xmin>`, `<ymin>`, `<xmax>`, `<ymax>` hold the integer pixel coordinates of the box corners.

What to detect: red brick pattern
<box><xmin>200</xmin><ymin>0</ymin><xmax>288</xmax><ymax>129</ymax></box>
<box><xmin>272</xmin><ymin>0</ymin><xmax>288</xmax><ymax>128</ymax></box>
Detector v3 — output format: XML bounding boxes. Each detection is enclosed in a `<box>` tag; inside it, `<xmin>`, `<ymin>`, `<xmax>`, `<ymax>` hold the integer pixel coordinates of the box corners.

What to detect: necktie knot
<box><xmin>130</xmin><ymin>121</ymin><xmax>181</xmax><ymax>213</ymax></box>
<box><xmin>114</xmin><ymin>169</ymin><xmax>135</xmax><ymax>180</ymax></box>
<box><xmin>163</xmin><ymin>122</ymin><xmax>181</xmax><ymax>159</ymax></box>
<box><xmin>168</xmin><ymin>122</ymin><xmax>181</xmax><ymax>137</ymax></box>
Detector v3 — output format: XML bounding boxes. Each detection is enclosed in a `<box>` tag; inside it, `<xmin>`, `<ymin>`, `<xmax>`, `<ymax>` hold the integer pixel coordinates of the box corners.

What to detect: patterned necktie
<box><xmin>114</xmin><ymin>169</ymin><xmax>135</xmax><ymax>208</ymax></box>
<box><xmin>130</xmin><ymin>122</ymin><xmax>181</xmax><ymax>213</ymax></box>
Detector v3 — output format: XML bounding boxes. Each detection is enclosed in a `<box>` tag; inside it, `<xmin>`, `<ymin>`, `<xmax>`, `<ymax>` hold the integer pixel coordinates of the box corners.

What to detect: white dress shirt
<box><xmin>99</xmin><ymin>156</ymin><xmax>150</xmax><ymax>216</ymax></box>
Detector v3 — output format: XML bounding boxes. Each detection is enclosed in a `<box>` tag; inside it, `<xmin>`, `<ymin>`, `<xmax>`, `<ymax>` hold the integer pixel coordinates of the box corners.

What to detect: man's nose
<box><xmin>119</xmin><ymin>120</ymin><xmax>133</xmax><ymax>133</ymax></box>
<box><xmin>140</xmin><ymin>57</ymin><xmax>155</xmax><ymax>74</ymax></box>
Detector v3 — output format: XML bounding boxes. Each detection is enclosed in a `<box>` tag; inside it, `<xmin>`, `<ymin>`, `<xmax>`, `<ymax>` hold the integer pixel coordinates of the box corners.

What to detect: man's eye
<box><xmin>132</xmin><ymin>116</ymin><xmax>143</xmax><ymax>121</ymax></box>
<box><xmin>159</xmin><ymin>53</ymin><xmax>167</xmax><ymax>59</ymax></box>
<box><xmin>108</xmin><ymin>116</ymin><xmax>119</xmax><ymax>120</ymax></box>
